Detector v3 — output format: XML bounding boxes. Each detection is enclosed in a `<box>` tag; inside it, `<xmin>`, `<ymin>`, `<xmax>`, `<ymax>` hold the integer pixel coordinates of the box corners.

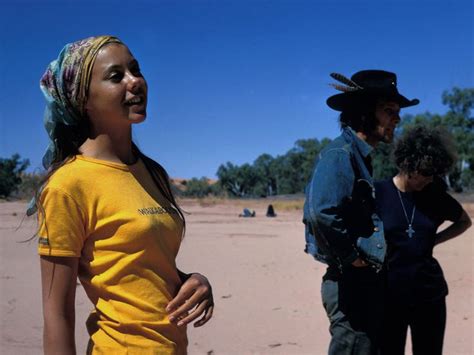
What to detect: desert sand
<box><xmin>1</xmin><ymin>200</ymin><xmax>472</xmax><ymax>354</ymax></box>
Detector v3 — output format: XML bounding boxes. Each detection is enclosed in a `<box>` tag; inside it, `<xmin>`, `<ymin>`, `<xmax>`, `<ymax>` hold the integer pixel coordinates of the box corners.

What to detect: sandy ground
<box><xmin>1</xmin><ymin>200</ymin><xmax>472</xmax><ymax>355</ymax></box>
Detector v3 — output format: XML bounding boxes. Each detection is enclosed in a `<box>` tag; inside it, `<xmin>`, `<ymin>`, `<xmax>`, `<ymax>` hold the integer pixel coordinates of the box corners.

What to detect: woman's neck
<box><xmin>79</xmin><ymin>129</ymin><xmax>136</xmax><ymax>165</ymax></box>
<box><xmin>393</xmin><ymin>173</ymin><xmax>411</xmax><ymax>192</ymax></box>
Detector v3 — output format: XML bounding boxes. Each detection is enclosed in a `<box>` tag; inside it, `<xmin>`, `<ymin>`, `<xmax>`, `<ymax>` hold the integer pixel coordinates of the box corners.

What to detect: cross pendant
<box><xmin>406</xmin><ymin>224</ymin><xmax>415</xmax><ymax>238</ymax></box>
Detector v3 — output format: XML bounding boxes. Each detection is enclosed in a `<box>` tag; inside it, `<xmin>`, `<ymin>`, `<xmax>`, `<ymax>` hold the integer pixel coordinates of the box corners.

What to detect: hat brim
<box><xmin>327</xmin><ymin>90</ymin><xmax>419</xmax><ymax>112</ymax></box>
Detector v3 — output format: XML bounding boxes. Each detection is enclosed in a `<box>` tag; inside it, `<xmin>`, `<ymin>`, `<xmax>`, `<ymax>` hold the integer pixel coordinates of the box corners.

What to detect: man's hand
<box><xmin>166</xmin><ymin>273</ymin><xmax>214</xmax><ymax>327</ymax></box>
<box><xmin>351</xmin><ymin>257</ymin><xmax>369</xmax><ymax>267</ymax></box>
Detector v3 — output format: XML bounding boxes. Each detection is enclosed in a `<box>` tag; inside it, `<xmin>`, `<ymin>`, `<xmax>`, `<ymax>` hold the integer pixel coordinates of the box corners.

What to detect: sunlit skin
<box><xmin>80</xmin><ymin>43</ymin><xmax>148</xmax><ymax>165</ymax></box>
<box><xmin>86</xmin><ymin>43</ymin><xmax>148</xmax><ymax>127</ymax></box>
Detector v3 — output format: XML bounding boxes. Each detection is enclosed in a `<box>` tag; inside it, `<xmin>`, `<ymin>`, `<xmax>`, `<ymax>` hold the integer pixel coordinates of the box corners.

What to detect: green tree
<box><xmin>252</xmin><ymin>154</ymin><xmax>277</xmax><ymax>196</ymax></box>
<box><xmin>379</xmin><ymin>87</ymin><xmax>474</xmax><ymax>190</ymax></box>
<box><xmin>371</xmin><ymin>142</ymin><xmax>398</xmax><ymax>180</ymax></box>
<box><xmin>406</xmin><ymin>89</ymin><xmax>473</xmax><ymax>190</ymax></box>
<box><xmin>0</xmin><ymin>154</ymin><xmax>30</xmax><ymax>198</ymax></box>
<box><xmin>297</xmin><ymin>137</ymin><xmax>331</xmax><ymax>184</ymax></box>
<box><xmin>442</xmin><ymin>88</ymin><xmax>474</xmax><ymax>190</ymax></box>
<box><xmin>182</xmin><ymin>177</ymin><xmax>213</xmax><ymax>198</ymax></box>
<box><xmin>16</xmin><ymin>172</ymin><xmax>45</xmax><ymax>199</ymax></box>
<box><xmin>273</xmin><ymin>138</ymin><xmax>331</xmax><ymax>194</ymax></box>
<box><xmin>272</xmin><ymin>153</ymin><xmax>302</xmax><ymax>194</ymax></box>
<box><xmin>216</xmin><ymin>138</ymin><xmax>332</xmax><ymax>196</ymax></box>
<box><xmin>442</xmin><ymin>87</ymin><xmax>474</xmax><ymax>116</ymax></box>
<box><xmin>216</xmin><ymin>162</ymin><xmax>258</xmax><ymax>197</ymax></box>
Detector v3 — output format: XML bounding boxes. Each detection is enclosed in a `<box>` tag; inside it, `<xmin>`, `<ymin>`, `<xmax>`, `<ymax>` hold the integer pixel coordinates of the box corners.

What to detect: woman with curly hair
<box><xmin>30</xmin><ymin>35</ymin><xmax>214</xmax><ymax>354</ymax></box>
<box><xmin>375</xmin><ymin>125</ymin><xmax>471</xmax><ymax>355</ymax></box>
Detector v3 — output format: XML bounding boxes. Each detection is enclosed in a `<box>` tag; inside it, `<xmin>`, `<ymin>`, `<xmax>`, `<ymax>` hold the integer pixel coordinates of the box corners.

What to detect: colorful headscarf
<box><xmin>40</xmin><ymin>35</ymin><xmax>122</xmax><ymax>168</ymax></box>
<box><xmin>27</xmin><ymin>35</ymin><xmax>122</xmax><ymax>215</ymax></box>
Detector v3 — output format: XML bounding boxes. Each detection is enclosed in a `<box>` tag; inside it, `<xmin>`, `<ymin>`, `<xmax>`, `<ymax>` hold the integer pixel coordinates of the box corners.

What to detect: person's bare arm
<box><xmin>435</xmin><ymin>209</ymin><xmax>472</xmax><ymax>246</ymax></box>
<box><xmin>40</xmin><ymin>255</ymin><xmax>79</xmax><ymax>355</ymax></box>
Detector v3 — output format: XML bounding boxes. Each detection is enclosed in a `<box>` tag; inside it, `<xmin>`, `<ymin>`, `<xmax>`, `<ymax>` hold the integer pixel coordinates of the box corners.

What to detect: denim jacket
<box><xmin>303</xmin><ymin>127</ymin><xmax>386</xmax><ymax>271</ymax></box>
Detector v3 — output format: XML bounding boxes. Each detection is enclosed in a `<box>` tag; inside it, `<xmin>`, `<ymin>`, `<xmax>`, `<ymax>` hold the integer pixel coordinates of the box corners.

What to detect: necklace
<box><xmin>396</xmin><ymin>189</ymin><xmax>416</xmax><ymax>238</ymax></box>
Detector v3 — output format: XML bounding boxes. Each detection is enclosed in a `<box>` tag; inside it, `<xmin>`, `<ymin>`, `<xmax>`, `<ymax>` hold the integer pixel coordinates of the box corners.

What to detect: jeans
<box><xmin>321</xmin><ymin>267</ymin><xmax>385</xmax><ymax>355</ymax></box>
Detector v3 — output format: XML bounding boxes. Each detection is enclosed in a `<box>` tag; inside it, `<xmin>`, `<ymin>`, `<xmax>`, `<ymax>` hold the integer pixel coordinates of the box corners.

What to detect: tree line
<box><xmin>212</xmin><ymin>87</ymin><xmax>474</xmax><ymax>197</ymax></box>
<box><xmin>1</xmin><ymin>87</ymin><xmax>473</xmax><ymax>199</ymax></box>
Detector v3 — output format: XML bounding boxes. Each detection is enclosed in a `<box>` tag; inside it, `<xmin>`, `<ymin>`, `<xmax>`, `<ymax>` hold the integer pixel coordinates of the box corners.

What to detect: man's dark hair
<box><xmin>393</xmin><ymin>125</ymin><xmax>457</xmax><ymax>176</ymax></box>
<box><xmin>339</xmin><ymin>105</ymin><xmax>376</xmax><ymax>134</ymax></box>
<box><xmin>339</xmin><ymin>96</ymin><xmax>389</xmax><ymax>134</ymax></box>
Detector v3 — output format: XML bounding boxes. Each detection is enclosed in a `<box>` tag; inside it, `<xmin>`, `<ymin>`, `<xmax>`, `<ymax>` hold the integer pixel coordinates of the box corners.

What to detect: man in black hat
<box><xmin>303</xmin><ymin>70</ymin><xmax>419</xmax><ymax>354</ymax></box>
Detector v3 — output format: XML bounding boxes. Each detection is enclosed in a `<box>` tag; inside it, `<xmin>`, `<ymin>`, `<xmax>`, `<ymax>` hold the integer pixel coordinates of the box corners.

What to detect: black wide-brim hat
<box><xmin>326</xmin><ymin>70</ymin><xmax>419</xmax><ymax>111</ymax></box>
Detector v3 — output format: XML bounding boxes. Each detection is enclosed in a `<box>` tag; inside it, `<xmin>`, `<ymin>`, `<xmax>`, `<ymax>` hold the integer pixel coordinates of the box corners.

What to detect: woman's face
<box><xmin>85</xmin><ymin>43</ymin><xmax>148</xmax><ymax>131</ymax></box>
<box><xmin>407</xmin><ymin>172</ymin><xmax>434</xmax><ymax>191</ymax></box>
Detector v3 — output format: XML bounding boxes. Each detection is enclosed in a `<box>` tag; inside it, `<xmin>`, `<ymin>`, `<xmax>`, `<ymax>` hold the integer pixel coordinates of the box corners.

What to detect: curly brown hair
<box><xmin>393</xmin><ymin>125</ymin><xmax>457</xmax><ymax>175</ymax></box>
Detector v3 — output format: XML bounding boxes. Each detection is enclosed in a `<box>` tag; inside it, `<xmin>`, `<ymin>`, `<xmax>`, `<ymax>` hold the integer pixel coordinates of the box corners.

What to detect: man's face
<box><xmin>373</xmin><ymin>101</ymin><xmax>401</xmax><ymax>143</ymax></box>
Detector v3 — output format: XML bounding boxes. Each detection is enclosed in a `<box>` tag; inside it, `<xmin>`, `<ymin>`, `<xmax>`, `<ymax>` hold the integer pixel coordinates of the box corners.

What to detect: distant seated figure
<box><xmin>266</xmin><ymin>204</ymin><xmax>277</xmax><ymax>217</ymax></box>
<box><xmin>239</xmin><ymin>208</ymin><xmax>256</xmax><ymax>217</ymax></box>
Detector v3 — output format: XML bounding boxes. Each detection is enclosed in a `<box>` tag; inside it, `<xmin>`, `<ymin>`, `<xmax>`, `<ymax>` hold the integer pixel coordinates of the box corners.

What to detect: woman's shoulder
<box><xmin>374</xmin><ymin>178</ymin><xmax>396</xmax><ymax>205</ymax></box>
<box><xmin>44</xmin><ymin>156</ymin><xmax>94</xmax><ymax>191</ymax></box>
<box><xmin>416</xmin><ymin>177</ymin><xmax>462</xmax><ymax>222</ymax></box>
<box><xmin>419</xmin><ymin>176</ymin><xmax>448</xmax><ymax>195</ymax></box>
<box><xmin>374</xmin><ymin>178</ymin><xmax>393</xmax><ymax>191</ymax></box>
<box><xmin>45</xmin><ymin>155</ymin><xmax>131</xmax><ymax>192</ymax></box>
<box><xmin>415</xmin><ymin>177</ymin><xmax>449</xmax><ymax>205</ymax></box>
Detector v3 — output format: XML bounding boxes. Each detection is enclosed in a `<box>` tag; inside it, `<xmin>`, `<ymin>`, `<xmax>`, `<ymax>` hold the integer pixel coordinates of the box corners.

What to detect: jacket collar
<box><xmin>343</xmin><ymin>127</ymin><xmax>373</xmax><ymax>158</ymax></box>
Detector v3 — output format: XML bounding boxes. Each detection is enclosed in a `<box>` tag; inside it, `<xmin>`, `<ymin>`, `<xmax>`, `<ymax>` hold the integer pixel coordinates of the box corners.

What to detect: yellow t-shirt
<box><xmin>38</xmin><ymin>155</ymin><xmax>187</xmax><ymax>354</ymax></box>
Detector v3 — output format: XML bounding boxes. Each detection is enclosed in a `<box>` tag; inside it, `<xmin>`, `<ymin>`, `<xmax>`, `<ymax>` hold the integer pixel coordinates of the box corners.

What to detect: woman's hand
<box><xmin>166</xmin><ymin>273</ymin><xmax>214</xmax><ymax>328</ymax></box>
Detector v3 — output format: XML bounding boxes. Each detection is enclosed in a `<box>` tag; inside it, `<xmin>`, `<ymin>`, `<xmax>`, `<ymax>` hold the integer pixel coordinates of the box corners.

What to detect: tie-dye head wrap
<box><xmin>27</xmin><ymin>35</ymin><xmax>122</xmax><ymax>215</ymax></box>
<box><xmin>40</xmin><ymin>35</ymin><xmax>122</xmax><ymax>169</ymax></box>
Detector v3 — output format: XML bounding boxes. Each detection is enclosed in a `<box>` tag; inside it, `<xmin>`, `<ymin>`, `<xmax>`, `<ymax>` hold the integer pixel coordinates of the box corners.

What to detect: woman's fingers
<box><xmin>175</xmin><ymin>299</ymin><xmax>210</xmax><ymax>326</ymax></box>
<box><xmin>168</xmin><ymin>290</ymin><xmax>202</xmax><ymax>322</ymax></box>
<box><xmin>166</xmin><ymin>273</ymin><xmax>214</xmax><ymax>326</ymax></box>
<box><xmin>166</xmin><ymin>281</ymin><xmax>196</xmax><ymax>315</ymax></box>
<box><xmin>193</xmin><ymin>304</ymin><xmax>214</xmax><ymax>328</ymax></box>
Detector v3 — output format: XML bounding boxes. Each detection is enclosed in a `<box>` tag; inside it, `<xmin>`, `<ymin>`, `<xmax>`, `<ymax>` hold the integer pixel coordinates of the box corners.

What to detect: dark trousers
<box><xmin>381</xmin><ymin>298</ymin><xmax>446</xmax><ymax>355</ymax></box>
<box><xmin>321</xmin><ymin>267</ymin><xmax>385</xmax><ymax>355</ymax></box>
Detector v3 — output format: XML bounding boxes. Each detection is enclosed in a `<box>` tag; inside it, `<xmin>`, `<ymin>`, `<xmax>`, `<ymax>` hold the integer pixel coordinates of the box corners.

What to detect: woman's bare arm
<box><xmin>435</xmin><ymin>209</ymin><xmax>472</xmax><ymax>246</ymax></box>
<box><xmin>40</xmin><ymin>255</ymin><xmax>79</xmax><ymax>355</ymax></box>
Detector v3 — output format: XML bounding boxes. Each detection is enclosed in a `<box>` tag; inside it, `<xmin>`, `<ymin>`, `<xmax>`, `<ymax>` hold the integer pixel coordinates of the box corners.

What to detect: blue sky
<box><xmin>1</xmin><ymin>0</ymin><xmax>473</xmax><ymax>178</ymax></box>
